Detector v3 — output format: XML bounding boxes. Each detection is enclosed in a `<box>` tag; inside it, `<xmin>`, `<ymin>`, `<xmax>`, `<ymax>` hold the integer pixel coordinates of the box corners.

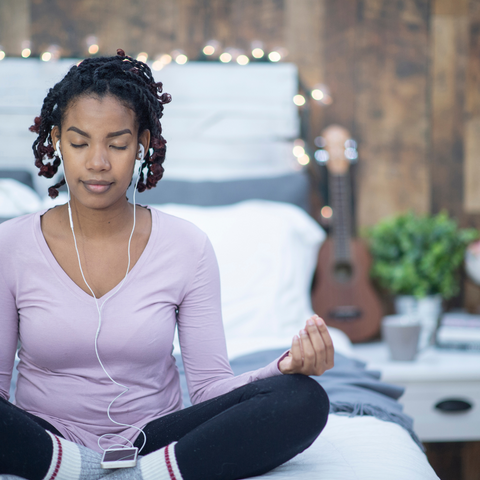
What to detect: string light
<box><xmin>219</xmin><ymin>52</ymin><xmax>232</xmax><ymax>63</ymax></box>
<box><xmin>321</xmin><ymin>206</ymin><xmax>333</xmax><ymax>219</ymax></box>
<box><xmin>268</xmin><ymin>51</ymin><xmax>281</xmax><ymax>62</ymax></box>
<box><xmin>41</xmin><ymin>51</ymin><xmax>52</xmax><ymax>62</ymax></box>
<box><xmin>311</xmin><ymin>84</ymin><xmax>332</xmax><ymax>105</ymax></box>
<box><xmin>21</xmin><ymin>40</ymin><xmax>31</xmax><ymax>58</ymax></box>
<box><xmin>0</xmin><ymin>49</ymin><xmax>5</xmax><ymax>61</ymax></box>
<box><xmin>252</xmin><ymin>48</ymin><xmax>264</xmax><ymax>58</ymax></box>
<box><xmin>85</xmin><ymin>35</ymin><xmax>98</xmax><ymax>55</ymax></box>
<box><xmin>203</xmin><ymin>39</ymin><xmax>220</xmax><ymax>56</ymax></box>
<box><xmin>293</xmin><ymin>145</ymin><xmax>305</xmax><ymax>158</ymax></box>
<box><xmin>293</xmin><ymin>94</ymin><xmax>306</xmax><ymax>106</ymax></box>
<box><xmin>136</xmin><ymin>52</ymin><xmax>148</xmax><ymax>62</ymax></box>
<box><xmin>171</xmin><ymin>50</ymin><xmax>188</xmax><ymax>65</ymax></box>
<box><xmin>236</xmin><ymin>54</ymin><xmax>249</xmax><ymax>65</ymax></box>
<box><xmin>297</xmin><ymin>154</ymin><xmax>310</xmax><ymax>166</ymax></box>
<box><xmin>175</xmin><ymin>54</ymin><xmax>188</xmax><ymax>64</ymax></box>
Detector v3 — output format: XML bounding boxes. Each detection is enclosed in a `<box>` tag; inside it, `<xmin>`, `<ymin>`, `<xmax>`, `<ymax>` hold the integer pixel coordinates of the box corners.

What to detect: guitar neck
<box><xmin>330</xmin><ymin>173</ymin><xmax>352</xmax><ymax>262</ymax></box>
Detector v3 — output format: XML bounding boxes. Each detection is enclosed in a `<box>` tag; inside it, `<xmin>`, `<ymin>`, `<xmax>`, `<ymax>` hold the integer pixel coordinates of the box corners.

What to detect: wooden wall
<box><xmin>1</xmin><ymin>0</ymin><xmax>480</xmax><ymax>230</ymax></box>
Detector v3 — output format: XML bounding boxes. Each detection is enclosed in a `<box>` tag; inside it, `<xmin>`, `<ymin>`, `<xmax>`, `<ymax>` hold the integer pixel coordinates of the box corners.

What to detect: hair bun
<box><xmin>116</xmin><ymin>48</ymin><xmax>126</xmax><ymax>57</ymax></box>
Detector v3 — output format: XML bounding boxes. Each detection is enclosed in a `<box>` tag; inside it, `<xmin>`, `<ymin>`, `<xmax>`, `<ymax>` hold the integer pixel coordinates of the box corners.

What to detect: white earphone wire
<box><xmin>58</xmin><ymin>141</ymin><xmax>147</xmax><ymax>453</ymax></box>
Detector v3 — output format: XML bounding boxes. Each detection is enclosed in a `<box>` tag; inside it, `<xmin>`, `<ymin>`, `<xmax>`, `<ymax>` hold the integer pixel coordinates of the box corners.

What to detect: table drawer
<box><xmin>397</xmin><ymin>381</ymin><xmax>480</xmax><ymax>442</ymax></box>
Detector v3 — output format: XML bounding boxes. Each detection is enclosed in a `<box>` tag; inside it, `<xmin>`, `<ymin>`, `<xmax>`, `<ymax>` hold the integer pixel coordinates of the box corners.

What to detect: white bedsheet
<box><xmin>250</xmin><ymin>414</ymin><xmax>439</xmax><ymax>479</ymax></box>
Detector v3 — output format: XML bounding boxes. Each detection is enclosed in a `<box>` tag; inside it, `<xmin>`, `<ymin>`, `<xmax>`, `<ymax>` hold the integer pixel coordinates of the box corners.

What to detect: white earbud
<box><xmin>56</xmin><ymin>140</ymin><xmax>73</xmax><ymax>230</ymax></box>
<box><xmin>55</xmin><ymin>140</ymin><xmax>63</xmax><ymax>161</ymax></box>
<box><xmin>138</xmin><ymin>144</ymin><xmax>145</xmax><ymax>161</ymax></box>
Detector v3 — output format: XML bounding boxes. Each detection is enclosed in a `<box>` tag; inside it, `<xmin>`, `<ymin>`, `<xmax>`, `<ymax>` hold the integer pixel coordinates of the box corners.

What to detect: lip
<box><xmin>81</xmin><ymin>180</ymin><xmax>113</xmax><ymax>193</ymax></box>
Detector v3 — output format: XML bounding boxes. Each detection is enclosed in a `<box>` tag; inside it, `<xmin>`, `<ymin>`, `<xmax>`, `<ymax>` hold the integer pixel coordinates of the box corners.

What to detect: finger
<box><xmin>305</xmin><ymin>317</ymin><xmax>326</xmax><ymax>368</ymax></box>
<box><xmin>289</xmin><ymin>335</ymin><xmax>304</xmax><ymax>371</ymax></box>
<box><xmin>315</xmin><ymin>316</ymin><xmax>335</xmax><ymax>368</ymax></box>
<box><xmin>299</xmin><ymin>328</ymin><xmax>315</xmax><ymax>373</ymax></box>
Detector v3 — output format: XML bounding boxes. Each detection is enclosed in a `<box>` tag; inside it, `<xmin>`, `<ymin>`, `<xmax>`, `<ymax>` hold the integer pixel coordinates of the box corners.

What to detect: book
<box><xmin>436</xmin><ymin>312</ymin><xmax>480</xmax><ymax>351</ymax></box>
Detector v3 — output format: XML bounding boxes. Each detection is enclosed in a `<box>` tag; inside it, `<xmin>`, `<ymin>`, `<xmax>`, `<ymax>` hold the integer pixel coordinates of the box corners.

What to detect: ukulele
<box><xmin>311</xmin><ymin>125</ymin><xmax>383</xmax><ymax>342</ymax></box>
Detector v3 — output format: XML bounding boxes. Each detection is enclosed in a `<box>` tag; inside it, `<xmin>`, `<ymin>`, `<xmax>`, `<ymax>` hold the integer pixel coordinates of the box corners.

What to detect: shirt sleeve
<box><xmin>0</xmin><ymin>252</ymin><xmax>19</xmax><ymax>401</ymax></box>
<box><xmin>177</xmin><ymin>234</ymin><xmax>283</xmax><ymax>405</ymax></box>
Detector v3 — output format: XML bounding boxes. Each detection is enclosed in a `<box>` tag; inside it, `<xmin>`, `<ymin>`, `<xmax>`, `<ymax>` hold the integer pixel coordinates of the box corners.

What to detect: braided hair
<box><xmin>30</xmin><ymin>49</ymin><xmax>172</xmax><ymax>198</ymax></box>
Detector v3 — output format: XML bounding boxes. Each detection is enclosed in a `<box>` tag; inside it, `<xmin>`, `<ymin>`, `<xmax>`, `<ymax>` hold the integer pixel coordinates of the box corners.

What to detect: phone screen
<box><xmin>103</xmin><ymin>449</ymin><xmax>137</xmax><ymax>462</ymax></box>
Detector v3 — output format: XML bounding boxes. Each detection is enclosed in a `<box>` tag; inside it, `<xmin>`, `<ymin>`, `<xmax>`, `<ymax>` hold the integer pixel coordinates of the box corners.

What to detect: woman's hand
<box><xmin>279</xmin><ymin>315</ymin><xmax>334</xmax><ymax>376</ymax></box>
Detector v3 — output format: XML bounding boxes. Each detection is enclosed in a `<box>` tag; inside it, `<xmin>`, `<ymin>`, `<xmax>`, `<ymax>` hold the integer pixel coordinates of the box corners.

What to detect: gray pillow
<box><xmin>127</xmin><ymin>172</ymin><xmax>310</xmax><ymax>212</ymax></box>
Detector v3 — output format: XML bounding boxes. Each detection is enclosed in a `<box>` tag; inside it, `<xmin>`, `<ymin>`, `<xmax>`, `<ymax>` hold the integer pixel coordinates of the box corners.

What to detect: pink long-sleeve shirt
<box><xmin>0</xmin><ymin>207</ymin><xmax>281</xmax><ymax>452</ymax></box>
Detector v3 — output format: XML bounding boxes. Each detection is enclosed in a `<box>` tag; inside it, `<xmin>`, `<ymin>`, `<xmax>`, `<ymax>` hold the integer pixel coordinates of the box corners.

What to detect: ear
<box><xmin>138</xmin><ymin>129</ymin><xmax>151</xmax><ymax>159</ymax></box>
<box><xmin>51</xmin><ymin>126</ymin><xmax>60</xmax><ymax>152</ymax></box>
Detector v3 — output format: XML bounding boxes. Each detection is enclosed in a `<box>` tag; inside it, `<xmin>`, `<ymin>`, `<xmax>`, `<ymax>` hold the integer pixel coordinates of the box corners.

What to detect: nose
<box><xmin>86</xmin><ymin>145</ymin><xmax>111</xmax><ymax>172</ymax></box>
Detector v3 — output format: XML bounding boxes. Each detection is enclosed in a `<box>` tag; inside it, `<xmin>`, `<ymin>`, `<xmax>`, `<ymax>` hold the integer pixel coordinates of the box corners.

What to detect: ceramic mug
<box><xmin>382</xmin><ymin>315</ymin><xmax>422</xmax><ymax>361</ymax></box>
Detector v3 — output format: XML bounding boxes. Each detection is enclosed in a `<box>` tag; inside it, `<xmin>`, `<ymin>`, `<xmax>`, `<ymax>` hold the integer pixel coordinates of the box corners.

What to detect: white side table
<box><xmin>351</xmin><ymin>342</ymin><xmax>480</xmax><ymax>442</ymax></box>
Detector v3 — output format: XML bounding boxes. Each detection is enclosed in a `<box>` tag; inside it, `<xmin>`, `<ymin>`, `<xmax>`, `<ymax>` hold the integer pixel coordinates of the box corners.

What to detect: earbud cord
<box><xmin>61</xmin><ymin>143</ymin><xmax>146</xmax><ymax>453</ymax></box>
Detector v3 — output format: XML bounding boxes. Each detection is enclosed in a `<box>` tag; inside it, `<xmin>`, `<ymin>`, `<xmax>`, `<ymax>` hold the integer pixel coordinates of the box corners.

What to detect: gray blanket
<box><xmin>175</xmin><ymin>350</ymin><xmax>423</xmax><ymax>449</ymax></box>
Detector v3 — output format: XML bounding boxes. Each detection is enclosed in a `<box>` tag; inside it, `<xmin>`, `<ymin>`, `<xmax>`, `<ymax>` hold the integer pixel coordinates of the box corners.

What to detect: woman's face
<box><xmin>52</xmin><ymin>94</ymin><xmax>149</xmax><ymax>211</ymax></box>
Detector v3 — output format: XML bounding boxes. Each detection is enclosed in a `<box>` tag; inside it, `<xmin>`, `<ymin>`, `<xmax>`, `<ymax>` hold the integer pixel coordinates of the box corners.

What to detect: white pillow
<box><xmin>154</xmin><ymin>200</ymin><xmax>329</xmax><ymax>356</ymax></box>
<box><xmin>0</xmin><ymin>179</ymin><xmax>42</xmax><ymax>217</ymax></box>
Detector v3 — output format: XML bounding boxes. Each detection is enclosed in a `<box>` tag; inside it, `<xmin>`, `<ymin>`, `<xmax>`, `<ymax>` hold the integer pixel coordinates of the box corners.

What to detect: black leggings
<box><xmin>1</xmin><ymin>375</ymin><xmax>329</xmax><ymax>480</ymax></box>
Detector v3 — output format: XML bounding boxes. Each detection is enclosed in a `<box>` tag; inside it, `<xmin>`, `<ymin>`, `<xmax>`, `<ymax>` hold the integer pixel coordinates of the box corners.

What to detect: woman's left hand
<box><xmin>278</xmin><ymin>315</ymin><xmax>334</xmax><ymax>376</ymax></box>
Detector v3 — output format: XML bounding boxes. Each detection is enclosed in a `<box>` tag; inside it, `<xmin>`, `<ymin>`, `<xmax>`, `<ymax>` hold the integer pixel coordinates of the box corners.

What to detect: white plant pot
<box><xmin>394</xmin><ymin>294</ymin><xmax>442</xmax><ymax>350</ymax></box>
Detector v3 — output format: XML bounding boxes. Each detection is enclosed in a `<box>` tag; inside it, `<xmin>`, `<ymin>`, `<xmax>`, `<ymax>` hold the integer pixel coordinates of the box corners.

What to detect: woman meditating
<box><xmin>0</xmin><ymin>50</ymin><xmax>333</xmax><ymax>480</ymax></box>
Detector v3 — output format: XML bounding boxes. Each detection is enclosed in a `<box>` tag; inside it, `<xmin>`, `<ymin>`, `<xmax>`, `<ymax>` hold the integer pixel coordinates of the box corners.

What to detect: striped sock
<box><xmin>108</xmin><ymin>443</ymin><xmax>183</xmax><ymax>480</ymax></box>
<box><xmin>42</xmin><ymin>431</ymin><xmax>106</xmax><ymax>480</ymax></box>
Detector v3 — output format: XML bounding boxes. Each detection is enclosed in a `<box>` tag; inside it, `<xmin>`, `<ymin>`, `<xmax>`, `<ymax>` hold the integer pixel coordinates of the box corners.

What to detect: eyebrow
<box><xmin>66</xmin><ymin>126</ymin><xmax>132</xmax><ymax>138</ymax></box>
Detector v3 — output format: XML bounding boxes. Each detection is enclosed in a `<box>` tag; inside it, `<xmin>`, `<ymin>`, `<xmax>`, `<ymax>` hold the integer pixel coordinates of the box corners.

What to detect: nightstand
<box><xmin>351</xmin><ymin>342</ymin><xmax>480</xmax><ymax>442</ymax></box>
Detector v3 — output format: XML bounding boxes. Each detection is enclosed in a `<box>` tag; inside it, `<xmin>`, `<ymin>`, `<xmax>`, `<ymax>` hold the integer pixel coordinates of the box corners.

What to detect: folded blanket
<box><xmin>175</xmin><ymin>350</ymin><xmax>423</xmax><ymax>449</ymax></box>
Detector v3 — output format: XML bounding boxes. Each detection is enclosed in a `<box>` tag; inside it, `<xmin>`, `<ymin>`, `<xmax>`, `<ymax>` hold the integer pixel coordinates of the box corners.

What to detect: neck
<box><xmin>66</xmin><ymin>197</ymin><xmax>135</xmax><ymax>240</ymax></box>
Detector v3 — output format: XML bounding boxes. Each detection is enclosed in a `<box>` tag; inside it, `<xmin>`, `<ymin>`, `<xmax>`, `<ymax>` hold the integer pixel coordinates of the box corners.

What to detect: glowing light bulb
<box><xmin>293</xmin><ymin>95</ymin><xmax>306</xmax><ymax>106</ymax></box>
<box><xmin>21</xmin><ymin>48</ymin><xmax>31</xmax><ymax>58</ymax></box>
<box><xmin>41</xmin><ymin>51</ymin><xmax>52</xmax><ymax>62</ymax></box>
<box><xmin>203</xmin><ymin>45</ymin><xmax>215</xmax><ymax>55</ymax></box>
<box><xmin>88</xmin><ymin>44</ymin><xmax>99</xmax><ymax>55</ymax></box>
<box><xmin>0</xmin><ymin>51</ymin><xmax>5</xmax><ymax>61</ymax></box>
<box><xmin>298</xmin><ymin>154</ymin><xmax>310</xmax><ymax>166</ymax></box>
<box><xmin>311</xmin><ymin>89</ymin><xmax>324</xmax><ymax>100</ymax></box>
<box><xmin>219</xmin><ymin>52</ymin><xmax>232</xmax><ymax>63</ymax></box>
<box><xmin>252</xmin><ymin>48</ymin><xmax>264</xmax><ymax>58</ymax></box>
<box><xmin>160</xmin><ymin>54</ymin><xmax>172</xmax><ymax>65</ymax></box>
<box><xmin>175</xmin><ymin>54</ymin><xmax>188</xmax><ymax>64</ymax></box>
<box><xmin>293</xmin><ymin>145</ymin><xmax>305</xmax><ymax>158</ymax></box>
<box><xmin>152</xmin><ymin>60</ymin><xmax>164</xmax><ymax>71</ymax></box>
<box><xmin>137</xmin><ymin>52</ymin><xmax>148</xmax><ymax>62</ymax></box>
<box><xmin>236</xmin><ymin>54</ymin><xmax>249</xmax><ymax>65</ymax></box>
<box><xmin>268</xmin><ymin>51</ymin><xmax>281</xmax><ymax>62</ymax></box>
<box><xmin>321</xmin><ymin>206</ymin><xmax>333</xmax><ymax>219</ymax></box>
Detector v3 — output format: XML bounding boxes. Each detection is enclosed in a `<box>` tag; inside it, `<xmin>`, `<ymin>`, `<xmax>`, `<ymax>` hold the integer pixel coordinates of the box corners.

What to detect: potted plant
<box><xmin>366</xmin><ymin>211</ymin><xmax>478</xmax><ymax>347</ymax></box>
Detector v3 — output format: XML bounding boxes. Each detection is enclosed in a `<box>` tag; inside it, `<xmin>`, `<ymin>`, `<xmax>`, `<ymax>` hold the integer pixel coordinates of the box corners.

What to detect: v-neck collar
<box><xmin>34</xmin><ymin>206</ymin><xmax>157</xmax><ymax>303</ymax></box>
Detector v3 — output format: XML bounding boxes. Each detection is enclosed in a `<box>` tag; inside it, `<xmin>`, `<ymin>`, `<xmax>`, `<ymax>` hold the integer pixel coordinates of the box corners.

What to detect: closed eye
<box><xmin>111</xmin><ymin>145</ymin><xmax>128</xmax><ymax>150</ymax></box>
<box><xmin>70</xmin><ymin>143</ymin><xmax>87</xmax><ymax>148</ymax></box>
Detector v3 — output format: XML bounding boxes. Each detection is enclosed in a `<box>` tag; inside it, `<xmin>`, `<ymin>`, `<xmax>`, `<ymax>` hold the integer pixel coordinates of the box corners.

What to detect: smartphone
<box><xmin>100</xmin><ymin>447</ymin><xmax>138</xmax><ymax>469</ymax></box>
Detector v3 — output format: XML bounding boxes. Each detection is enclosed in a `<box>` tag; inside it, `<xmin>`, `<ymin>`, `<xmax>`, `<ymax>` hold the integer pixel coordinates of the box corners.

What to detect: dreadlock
<box><xmin>30</xmin><ymin>48</ymin><xmax>171</xmax><ymax>198</ymax></box>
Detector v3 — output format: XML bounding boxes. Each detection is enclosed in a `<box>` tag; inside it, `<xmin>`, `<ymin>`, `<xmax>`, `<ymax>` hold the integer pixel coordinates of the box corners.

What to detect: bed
<box><xmin>2</xmin><ymin>60</ymin><xmax>439</xmax><ymax>479</ymax></box>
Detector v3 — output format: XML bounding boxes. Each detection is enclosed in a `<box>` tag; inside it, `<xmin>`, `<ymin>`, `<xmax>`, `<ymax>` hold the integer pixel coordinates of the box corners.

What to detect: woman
<box><xmin>0</xmin><ymin>50</ymin><xmax>333</xmax><ymax>480</ymax></box>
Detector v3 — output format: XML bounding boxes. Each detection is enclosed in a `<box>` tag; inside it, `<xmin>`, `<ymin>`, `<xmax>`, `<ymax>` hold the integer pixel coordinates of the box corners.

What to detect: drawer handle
<box><xmin>435</xmin><ymin>399</ymin><xmax>472</xmax><ymax>413</ymax></box>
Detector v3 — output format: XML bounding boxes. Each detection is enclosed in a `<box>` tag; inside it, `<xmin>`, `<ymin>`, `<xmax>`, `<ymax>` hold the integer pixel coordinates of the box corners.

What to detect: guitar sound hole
<box><xmin>334</xmin><ymin>262</ymin><xmax>353</xmax><ymax>283</ymax></box>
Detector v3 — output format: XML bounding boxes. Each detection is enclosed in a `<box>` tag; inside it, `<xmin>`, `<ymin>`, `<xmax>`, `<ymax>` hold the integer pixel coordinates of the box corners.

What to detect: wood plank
<box><xmin>0</xmin><ymin>0</ymin><xmax>30</xmax><ymax>55</ymax></box>
<box><xmin>430</xmin><ymin>13</ymin><xmax>469</xmax><ymax>218</ymax></box>
<box><xmin>463</xmin><ymin>1</ymin><xmax>480</xmax><ymax>215</ymax></box>
<box><xmin>354</xmin><ymin>0</ymin><xmax>430</xmax><ymax>228</ymax></box>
